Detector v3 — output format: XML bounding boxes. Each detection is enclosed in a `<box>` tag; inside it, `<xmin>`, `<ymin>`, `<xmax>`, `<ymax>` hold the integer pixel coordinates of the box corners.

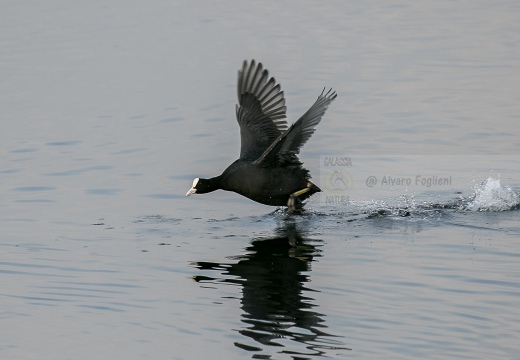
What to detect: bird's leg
<box><xmin>287</xmin><ymin>194</ymin><xmax>303</xmax><ymax>213</ymax></box>
<box><xmin>287</xmin><ymin>182</ymin><xmax>312</xmax><ymax>214</ymax></box>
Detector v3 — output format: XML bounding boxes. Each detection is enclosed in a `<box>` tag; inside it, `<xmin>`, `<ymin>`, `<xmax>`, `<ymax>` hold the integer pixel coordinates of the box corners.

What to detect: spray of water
<box><xmin>464</xmin><ymin>178</ymin><xmax>520</xmax><ymax>212</ymax></box>
<box><xmin>352</xmin><ymin>177</ymin><xmax>520</xmax><ymax>218</ymax></box>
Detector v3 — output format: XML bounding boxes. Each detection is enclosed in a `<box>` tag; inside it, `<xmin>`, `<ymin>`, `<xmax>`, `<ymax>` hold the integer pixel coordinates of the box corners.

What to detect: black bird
<box><xmin>186</xmin><ymin>60</ymin><xmax>337</xmax><ymax>213</ymax></box>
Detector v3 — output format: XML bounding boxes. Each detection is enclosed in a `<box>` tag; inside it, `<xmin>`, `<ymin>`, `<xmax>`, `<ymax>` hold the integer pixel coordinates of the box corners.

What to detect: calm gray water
<box><xmin>2</xmin><ymin>1</ymin><xmax>520</xmax><ymax>359</ymax></box>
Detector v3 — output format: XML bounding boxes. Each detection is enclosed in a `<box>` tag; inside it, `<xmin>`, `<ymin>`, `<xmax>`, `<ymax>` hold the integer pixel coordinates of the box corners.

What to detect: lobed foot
<box><xmin>287</xmin><ymin>182</ymin><xmax>315</xmax><ymax>214</ymax></box>
<box><xmin>287</xmin><ymin>194</ymin><xmax>304</xmax><ymax>214</ymax></box>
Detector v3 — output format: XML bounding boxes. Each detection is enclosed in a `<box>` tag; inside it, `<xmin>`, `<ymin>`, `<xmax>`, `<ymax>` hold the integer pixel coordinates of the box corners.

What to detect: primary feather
<box><xmin>236</xmin><ymin>60</ymin><xmax>288</xmax><ymax>161</ymax></box>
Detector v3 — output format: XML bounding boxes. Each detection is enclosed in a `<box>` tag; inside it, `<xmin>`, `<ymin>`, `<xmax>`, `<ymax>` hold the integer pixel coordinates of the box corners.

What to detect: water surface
<box><xmin>2</xmin><ymin>1</ymin><xmax>520</xmax><ymax>359</ymax></box>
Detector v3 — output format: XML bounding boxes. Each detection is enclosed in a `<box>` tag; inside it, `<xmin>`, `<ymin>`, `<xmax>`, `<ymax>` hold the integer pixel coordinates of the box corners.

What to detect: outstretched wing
<box><xmin>236</xmin><ymin>60</ymin><xmax>288</xmax><ymax>161</ymax></box>
<box><xmin>253</xmin><ymin>88</ymin><xmax>337</xmax><ymax>168</ymax></box>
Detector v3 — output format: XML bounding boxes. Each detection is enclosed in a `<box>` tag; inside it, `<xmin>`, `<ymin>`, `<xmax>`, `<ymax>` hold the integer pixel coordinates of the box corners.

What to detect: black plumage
<box><xmin>186</xmin><ymin>60</ymin><xmax>337</xmax><ymax>213</ymax></box>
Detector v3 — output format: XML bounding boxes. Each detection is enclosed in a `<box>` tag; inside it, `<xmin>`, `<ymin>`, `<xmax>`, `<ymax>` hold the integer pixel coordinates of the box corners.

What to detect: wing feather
<box><xmin>236</xmin><ymin>60</ymin><xmax>288</xmax><ymax>160</ymax></box>
<box><xmin>253</xmin><ymin>88</ymin><xmax>337</xmax><ymax>168</ymax></box>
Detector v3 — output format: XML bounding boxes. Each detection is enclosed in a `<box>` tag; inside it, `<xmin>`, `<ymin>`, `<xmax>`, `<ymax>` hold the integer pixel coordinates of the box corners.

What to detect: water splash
<box><xmin>464</xmin><ymin>177</ymin><xmax>520</xmax><ymax>212</ymax></box>
<box><xmin>351</xmin><ymin>178</ymin><xmax>520</xmax><ymax>218</ymax></box>
<box><xmin>357</xmin><ymin>194</ymin><xmax>441</xmax><ymax>219</ymax></box>
<box><xmin>271</xmin><ymin>178</ymin><xmax>519</xmax><ymax>219</ymax></box>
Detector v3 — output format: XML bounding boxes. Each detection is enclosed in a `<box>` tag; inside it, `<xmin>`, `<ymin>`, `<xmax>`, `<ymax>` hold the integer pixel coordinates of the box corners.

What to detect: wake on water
<box><xmin>347</xmin><ymin>177</ymin><xmax>520</xmax><ymax>219</ymax></box>
<box><xmin>270</xmin><ymin>178</ymin><xmax>519</xmax><ymax>221</ymax></box>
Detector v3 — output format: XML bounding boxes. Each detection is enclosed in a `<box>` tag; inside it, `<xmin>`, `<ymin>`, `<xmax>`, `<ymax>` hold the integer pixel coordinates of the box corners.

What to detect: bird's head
<box><xmin>186</xmin><ymin>177</ymin><xmax>217</xmax><ymax>196</ymax></box>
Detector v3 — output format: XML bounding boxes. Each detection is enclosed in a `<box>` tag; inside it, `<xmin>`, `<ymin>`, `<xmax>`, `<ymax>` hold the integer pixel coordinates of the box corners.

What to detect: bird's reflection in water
<box><xmin>192</xmin><ymin>221</ymin><xmax>351</xmax><ymax>358</ymax></box>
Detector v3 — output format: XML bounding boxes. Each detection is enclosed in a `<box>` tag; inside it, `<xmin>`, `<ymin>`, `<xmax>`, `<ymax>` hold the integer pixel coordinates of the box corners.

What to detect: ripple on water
<box><xmin>12</xmin><ymin>186</ymin><xmax>57</xmax><ymax>192</ymax></box>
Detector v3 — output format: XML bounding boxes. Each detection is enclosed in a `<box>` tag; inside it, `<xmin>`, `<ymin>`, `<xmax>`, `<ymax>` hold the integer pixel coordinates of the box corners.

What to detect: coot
<box><xmin>186</xmin><ymin>60</ymin><xmax>337</xmax><ymax>213</ymax></box>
